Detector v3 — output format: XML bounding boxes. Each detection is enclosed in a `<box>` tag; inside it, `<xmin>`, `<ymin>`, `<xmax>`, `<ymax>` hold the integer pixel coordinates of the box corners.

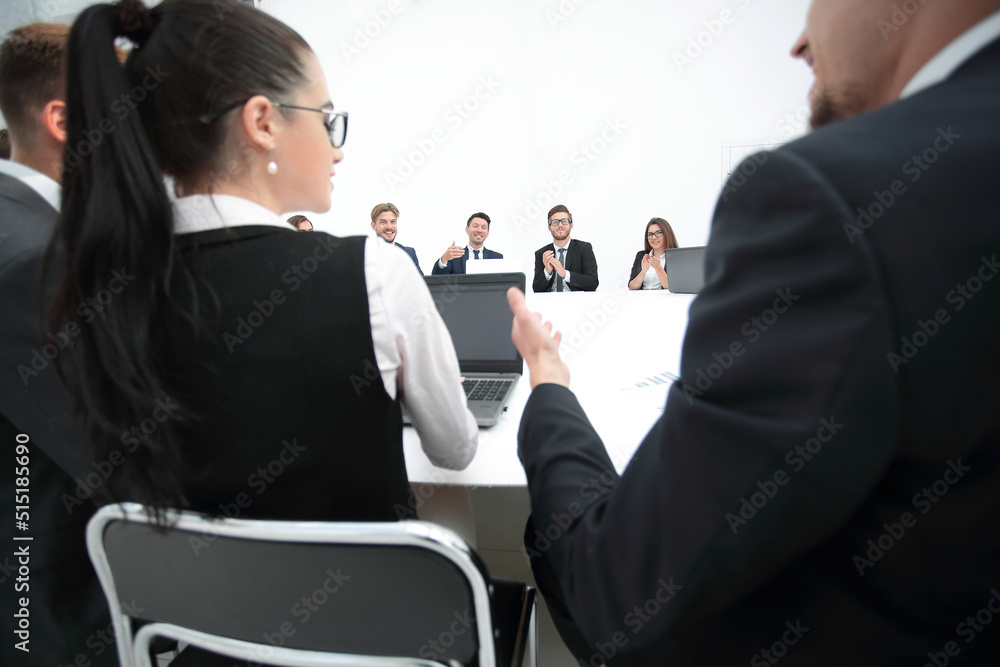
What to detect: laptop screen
<box><xmin>664</xmin><ymin>246</ymin><xmax>707</xmax><ymax>294</ymax></box>
<box><xmin>424</xmin><ymin>272</ymin><xmax>525</xmax><ymax>374</ymax></box>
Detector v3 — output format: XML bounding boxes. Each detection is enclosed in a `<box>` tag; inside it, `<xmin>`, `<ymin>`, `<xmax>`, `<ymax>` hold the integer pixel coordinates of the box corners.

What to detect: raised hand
<box><xmin>507</xmin><ymin>287</ymin><xmax>570</xmax><ymax>388</ymax></box>
<box><xmin>441</xmin><ymin>241</ymin><xmax>465</xmax><ymax>264</ymax></box>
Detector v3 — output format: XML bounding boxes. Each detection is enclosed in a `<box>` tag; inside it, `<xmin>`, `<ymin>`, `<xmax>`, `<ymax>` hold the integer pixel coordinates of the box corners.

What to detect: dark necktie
<box><xmin>555</xmin><ymin>247</ymin><xmax>565</xmax><ymax>292</ymax></box>
<box><xmin>473</xmin><ymin>249</ymin><xmax>480</xmax><ymax>259</ymax></box>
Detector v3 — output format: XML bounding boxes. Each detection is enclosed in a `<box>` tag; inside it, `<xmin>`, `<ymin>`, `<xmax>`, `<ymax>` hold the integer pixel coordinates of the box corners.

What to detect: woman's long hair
<box><xmin>644</xmin><ymin>217</ymin><xmax>679</xmax><ymax>254</ymax></box>
<box><xmin>46</xmin><ymin>0</ymin><xmax>309</xmax><ymax>514</ymax></box>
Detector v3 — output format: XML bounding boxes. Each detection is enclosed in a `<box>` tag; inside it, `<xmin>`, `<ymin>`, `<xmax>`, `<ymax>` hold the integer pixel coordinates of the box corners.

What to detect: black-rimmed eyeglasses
<box><xmin>647</xmin><ymin>230</ymin><xmax>664</xmax><ymax>239</ymax></box>
<box><xmin>548</xmin><ymin>218</ymin><xmax>572</xmax><ymax>227</ymax></box>
<box><xmin>198</xmin><ymin>99</ymin><xmax>348</xmax><ymax>148</ymax></box>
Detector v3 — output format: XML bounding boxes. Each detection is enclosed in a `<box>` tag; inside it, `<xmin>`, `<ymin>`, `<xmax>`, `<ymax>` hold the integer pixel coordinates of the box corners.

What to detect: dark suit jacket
<box><xmin>394</xmin><ymin>241</ymin><xmax>422</xmax><ymax>274</ymax></box>
<box><xmin>532</xmin><ymin>239</ymin><xmax>599</xmax><ymax>292</ymax></box>
<box><xmin>0</xmin><ymin>172</ymin><xmax>115</xmax><ymax>667</ymax></box>
<box><xmin>431</xmin><ymin>246</ymin><xmax>503</xmax><ymax>275</ymax></box>
<box><xmin>518</xmin><ymin>38</ymin><xmax>1000</xmax><ymax>664</ymax></box>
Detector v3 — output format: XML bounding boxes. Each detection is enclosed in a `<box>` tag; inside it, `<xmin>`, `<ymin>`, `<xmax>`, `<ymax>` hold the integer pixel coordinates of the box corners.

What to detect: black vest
<box><xmin>172</xmin><ymin>228</ymin><xmax>413</xmax><ymax>521</ymax></box>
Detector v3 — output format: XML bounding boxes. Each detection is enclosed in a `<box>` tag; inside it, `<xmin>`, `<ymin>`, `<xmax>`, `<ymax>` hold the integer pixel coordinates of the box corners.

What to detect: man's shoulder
<box><xmin>0</xmin><ymin>175</ymin><xmax>58</xmax><ymax>270</ymax></box>
<box><xmin>534</xmin><ymin>243</ymin><xmax>553</xmax><ymax>255</ymax></box>
<box><xmin>571</xmin><ymin>239</ymin><xmax>594</xmax><ymax>251</ymax></box>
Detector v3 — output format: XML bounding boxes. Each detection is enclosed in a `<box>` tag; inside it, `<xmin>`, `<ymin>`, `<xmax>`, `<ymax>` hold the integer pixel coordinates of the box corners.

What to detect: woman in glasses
<box><xmin>628</xmin><ymin>217</ymin><xmax>679</xmax><ymax>290</ymax></box>
<box><xmin>46</xmin><ymin>0</ymin><xmax>477</xmax><ymax>524</ymax></box>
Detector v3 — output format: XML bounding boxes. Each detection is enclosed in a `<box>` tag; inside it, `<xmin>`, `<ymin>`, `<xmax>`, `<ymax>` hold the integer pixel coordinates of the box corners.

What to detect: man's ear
<box><xmin>239</xmin><ymin>95</ymin><xmax>279</xmax><ymax>152</ymax></box>
<box><xmin>42</xmin><ymin>100</ymin><xmax>67</xmax><ymax>143</ymax></box>
<box><xmin>371</xmin><ymin>221</ymin><xmax>377</xmax><ymax>232</ymax></box>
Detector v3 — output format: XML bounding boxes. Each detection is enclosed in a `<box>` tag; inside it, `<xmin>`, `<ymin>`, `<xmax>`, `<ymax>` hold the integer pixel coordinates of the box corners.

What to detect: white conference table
<box><xmin>404</xmin><ymin>290</ymin><xmax>696</xmax><ymax>486</ymax></box>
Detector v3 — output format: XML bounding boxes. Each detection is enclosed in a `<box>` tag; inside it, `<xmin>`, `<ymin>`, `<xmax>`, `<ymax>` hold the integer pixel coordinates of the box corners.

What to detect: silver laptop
<box><xmin>407</xmin><ymin>272</ymin><xmax>525</xmax><ymax>427</ymax></box>
<box><xmin>664</xmin><ymin>246</ymin><xmax>707</xmax><ymax>294</ymax></box>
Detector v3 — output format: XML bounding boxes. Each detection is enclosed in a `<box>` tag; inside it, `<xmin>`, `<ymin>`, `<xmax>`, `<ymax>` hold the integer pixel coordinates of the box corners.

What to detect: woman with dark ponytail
<box><xmin>48</xmin><ymin>0</ymin><xmax>478</xmax><ymax>522</ymax></box>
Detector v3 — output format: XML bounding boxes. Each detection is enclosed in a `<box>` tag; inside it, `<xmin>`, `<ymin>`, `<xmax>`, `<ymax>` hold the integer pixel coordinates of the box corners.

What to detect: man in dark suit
<box><xmin>0</xmin><ymin>23</ymin><xmax>116</xmax><ymax>667</ymax></box>
<box><xmin>371</xmin><ymin>202</ymin><xmax>422</xmax><ymax>273</ymax></box>
<box><xmin>508</xmin><ymin>0</ymin><xmax>1000</xmax><ymax>664</ymax></box>
<box><xmin>431</xmin><ymin>211</ymin><xmax>503</xmax><ymax>275</ymax></box>
<box><xmin>531</xmin><ymin>204</ymin><xmax>598</xmax><ymax>292</ymax></box>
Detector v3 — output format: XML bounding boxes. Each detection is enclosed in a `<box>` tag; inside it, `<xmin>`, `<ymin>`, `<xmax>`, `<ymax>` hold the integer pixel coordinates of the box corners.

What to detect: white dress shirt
<box><xmin>641</xmin><ymin>253</ymin><xmax>667</xmax><ymax>290</ymax></box>
<box><xmin>436</xmin><ymin>245</ymin><xmax>490</xmax><ymax>269</ymax></box>
<box><xmin>0</xmin><ymin>159</ymin><xmax>61</xmax><ymax>212</ymax></box>
<box><xmin>173</xmin><ymin>194</ymin><xmax>478</xmax><ymax>470</ymax></box>
<box><xmin>901</xmin><ymin>9</ymin><xmax>1000</xmax><ymax>98</ymax></box>
<box><xmin>544</xmin><ymin>239</ymin><xmax>573</xmax><ymax>287</ymax></box>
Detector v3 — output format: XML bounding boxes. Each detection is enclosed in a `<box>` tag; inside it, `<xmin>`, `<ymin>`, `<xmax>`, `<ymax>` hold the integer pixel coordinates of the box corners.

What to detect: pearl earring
<box><xmin>267</xmin><ymin>150</ymin><xmax>278</xmax><ymax>175</ymax></box>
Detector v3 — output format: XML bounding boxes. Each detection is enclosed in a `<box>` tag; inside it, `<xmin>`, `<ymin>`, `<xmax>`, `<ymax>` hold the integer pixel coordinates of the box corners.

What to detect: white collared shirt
<box><xmin>0</xmin><ymin>159</ymin><xmax>61</xmax><ymax>212</ymax></box>
<box><xmin>642</xmin><ymin>253</ymin><xmax>667</xmax><ymax>290</ymax></box>
<box><xmin>172</xmin><ymin>194</ymin><xmax>478</xmax><ymax>470</ymax></box>
<box><xmin>901</xmin><ymin>9</ymin><xmax>1000</xmax><ymax>98</ymax></box>
<box><xmin>544</xmin><ymin>238</ymin><xmax>573</xmax><ymax>287</ymax></box>
<box><xmin>435</xmin><ymin>245</ymin><xmax>489</xmax><ymax>269</ymax></box>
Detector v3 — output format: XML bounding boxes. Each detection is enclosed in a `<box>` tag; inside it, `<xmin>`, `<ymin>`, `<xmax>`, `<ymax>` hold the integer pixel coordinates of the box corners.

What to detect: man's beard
<box><xmin>809</xmin><ymin>84</ymin><xmax>867</xmax><ymax>130</ymax></box>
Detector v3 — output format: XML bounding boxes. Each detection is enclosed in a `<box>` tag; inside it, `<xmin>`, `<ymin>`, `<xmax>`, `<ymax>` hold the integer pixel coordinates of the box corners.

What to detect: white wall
<box><xmin>266</xmin><ymin>0</ymin><xmax>814</xmax><ymax>288</ymax></box>
<box><xmin>3</xmin><ymin>0</ymin><xmax>815</xmax><ymax>289</ymax></box>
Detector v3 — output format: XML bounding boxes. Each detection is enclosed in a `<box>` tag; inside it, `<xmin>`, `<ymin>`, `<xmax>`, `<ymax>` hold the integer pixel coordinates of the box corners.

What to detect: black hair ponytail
<box><xmin>47</xmin><ymin>0</ymin><xmax>310</xmax><ymax>516</ymax></box>
<box><xmin>48</xmin><ymin>0</ymin><xmax>189</xmax><ymax>514</ymax></box>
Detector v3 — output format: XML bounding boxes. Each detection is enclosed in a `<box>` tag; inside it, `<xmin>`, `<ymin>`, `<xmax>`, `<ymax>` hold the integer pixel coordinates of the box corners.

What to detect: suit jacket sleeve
<box><xmin>532</xmin><ymin>247</ymin><xmax>553</xmax><ymax>293</ymax></box>
<box><xmin>430</xmin><ymin>255</ymin><xmax>452</xmax><ymax>275</ymax></box>
<box><xmin>518</xmin><ymin>149</ymin><xmax>899</xmax><ymax>652</ymax></box>
<box><xmin>567</xmin><ymin>241</ymin><xmax>599</xmax><ymax>291</ymax></box>
<box><xmin>629</xmin><ymin>250</ymin><xmax>645</xmax><ymax>283</ymax></box>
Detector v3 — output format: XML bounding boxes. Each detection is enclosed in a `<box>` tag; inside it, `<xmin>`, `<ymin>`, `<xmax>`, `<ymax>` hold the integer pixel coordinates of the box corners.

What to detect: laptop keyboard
<box><xmin>463</xmin><ymin>379</ymin><xmax>513</xmax><ymax>401</ymax></box>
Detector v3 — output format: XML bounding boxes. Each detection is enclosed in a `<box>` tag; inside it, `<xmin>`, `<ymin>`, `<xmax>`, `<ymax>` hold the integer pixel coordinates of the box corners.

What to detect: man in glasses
<box><xmin>432</xmin><ymin>212</ymin><xmax>503</xmax><ymax>275</ymax></box>
<box><xmin>371</xmin><ymin>202</ymin><xmax>422</xmax><ymax>274</ymax></box>
<box><xmin>531</xmin><ymin>204</ymin><xmax>598</xmax><ymax>293</ymax></box>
